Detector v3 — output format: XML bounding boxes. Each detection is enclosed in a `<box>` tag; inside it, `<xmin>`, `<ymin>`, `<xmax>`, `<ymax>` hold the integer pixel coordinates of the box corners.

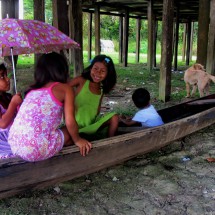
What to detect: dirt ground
<box><xmin>0</xmin><ymin>69</ymin><xmax>215</xmax><ymax>215</ymax></box>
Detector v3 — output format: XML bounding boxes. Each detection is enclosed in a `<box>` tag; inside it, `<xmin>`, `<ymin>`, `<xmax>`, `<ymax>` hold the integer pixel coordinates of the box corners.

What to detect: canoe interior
<box><xmin>159</xmin><ymin>94</ymin><xmax>215</xmax><ymax>123</ymax></box>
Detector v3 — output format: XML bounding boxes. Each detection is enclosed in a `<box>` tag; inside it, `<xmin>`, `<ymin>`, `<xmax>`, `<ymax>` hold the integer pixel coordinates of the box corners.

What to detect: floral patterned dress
<box><xmin>8</xmin><ymin>82</ymin><xmax>64</xmax><ymax>162</ymax></box>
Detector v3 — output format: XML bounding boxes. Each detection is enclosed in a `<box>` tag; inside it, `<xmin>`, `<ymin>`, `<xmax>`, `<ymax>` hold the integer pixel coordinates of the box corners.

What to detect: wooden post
<box><xmin>34</xmin><ymin>0</ymin><xmax>45</xmax><ymax>64</ymax></box>
<box><xmin>52</xmin><ymin>0</ymin><xmax>70</xmax><ymax>66</ymax></box>
<box><xmin>159</xmin><ymin>0</ymin><xmax>174</xmax><ymax>102</ymax></box>
<box><xmin>189</xmin><ymin>22</ymin><xmax>194</xmax><ymax>62</ymax></box>
<box><xmin>182</xmin><ymin>23</ymin><xmax>187</xmax><ymax>62</ymax></box>
<box><xmin>196</xmin><ymin>0</ymin><xmax>210</xmax><ymax>66</ymax></box>
<box><xmin>34</xmin><ymin>0</ymin><xmax>45</xmax><ymax>21</ymax></box>
<box><xmin>206</xmin><ymin>0</ymin><xmax>215</xmax><ymax>75</ymax></box>
<box><xmin>52</xmin><ymin>0</ymin><xmax>69</xmax><ymax>35</ymax></box>
<box><xmin>87</xmin><ymin>13</ymin><xmax>93</xmax><ymax>62</ymax></box>
<box><xmin>123</xmin><ymin>9</ymin><xmax>129</xmax><ymax>67</ymax></box>
<box><xmin>119</xmin><ymin>16</ymin><xmax>123</xmax><ymax>63</ymax></box>
<box><xmin>186</xmin><ymin>20</ymin><xmax>191</xmax><ymax>66</ymax></box>
<box><xmin>173</xmin><ymin>8</ymin><xmax>179</xmax><ymax>71</ymax></box>
<box><xmin>68</xmin><ymin>0</ymin><xmax>84</xmax><ymax>77</ymax></box>
<box><xmin>147</xmin><ymin>0</ymin><xmax>154</xmax><ymax>72</ymax></box>
<box><xmin>95</xmin><ymin>5</ymin><xmax>101</xmax><ymax>56</ymax></box>
<box><xmin>135</xmin><ymin>18</ymin><xmax>141</xmax><ymax>63</ymax></box>
<box><xmin>153</xmin><ymin>20</ymin><xmax>158</xmax><ymax>68</ymax></box>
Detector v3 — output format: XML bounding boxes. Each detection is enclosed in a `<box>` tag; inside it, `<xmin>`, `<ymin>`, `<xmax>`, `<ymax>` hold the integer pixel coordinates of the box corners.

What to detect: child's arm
<box><xmin>119</xmin><ymin>115</ymin><xmax>140</xmax><ymax>126</ymax></box>
<box><xmin>64</xmin><ymin>84</ymin><xmax>92</xmax><ymax>156</ymax></box>
<box><xmin>0</xmin><ymin>93</ymin><xmax>22</xmax><ymax>129</ymax></box>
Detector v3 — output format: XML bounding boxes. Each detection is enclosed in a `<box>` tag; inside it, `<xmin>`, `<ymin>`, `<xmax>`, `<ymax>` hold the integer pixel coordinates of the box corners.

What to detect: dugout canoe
<box><xmin>1</xmin><ymin>94</ymin><xmax>215</xmax><ymax>199</ymax></box>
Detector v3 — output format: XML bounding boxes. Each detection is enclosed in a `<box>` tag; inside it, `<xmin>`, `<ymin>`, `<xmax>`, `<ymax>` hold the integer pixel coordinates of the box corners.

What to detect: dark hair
<box><xmin>0</xmin><ymin>63</ymin><xmax>7</xmax><ymax>72</ymax></box>
<box><xmin>82</xmin><ymin>55</ymin><xmax>117</xmax><ymax>94</ymax></box>
<box><xmin>25</xmin><ymin>52</ymin><xmax>68</xmax><ymax>95</ymax></box>
<box><xmin>132</xmin><ymin>88</ymin><xmax>150</xmax><ymax>109</ymax></box>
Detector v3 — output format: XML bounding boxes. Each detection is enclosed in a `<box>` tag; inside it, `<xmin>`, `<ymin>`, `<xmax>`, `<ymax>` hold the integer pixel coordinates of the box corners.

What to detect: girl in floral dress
<box><xmin>8</xmin><ymin>52</ymin><xmax>92</xmax><ymax>162</ymax></box>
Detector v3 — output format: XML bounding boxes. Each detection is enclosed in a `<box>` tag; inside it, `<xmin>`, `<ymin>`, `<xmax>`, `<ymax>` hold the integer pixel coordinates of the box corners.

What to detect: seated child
<box><xmin>0</xmin><ymin>62</ymin><xmax>23</xmax><ymax>159</ymax></box>
<box><xmin>69</xmin><ymin>55</ymin><xmax>119</xmax><ymax>139</ymax></box>
<box><xmin>120</xmin><ymin>88</ymin><xmax>164</xmax><ymax>128</ymax></box>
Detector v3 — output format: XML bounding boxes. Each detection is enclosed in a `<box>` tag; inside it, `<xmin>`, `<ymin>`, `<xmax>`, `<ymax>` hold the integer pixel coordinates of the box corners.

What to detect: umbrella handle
<box><xmin>10</xmin><ymin>47</ymin><xmax>17</xmax><ymax>94</ymax></box>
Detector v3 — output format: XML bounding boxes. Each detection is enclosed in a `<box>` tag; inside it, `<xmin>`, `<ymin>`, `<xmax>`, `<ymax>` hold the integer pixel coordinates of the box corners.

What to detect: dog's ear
<box><xmin>193</xmin><ymin>63</ymin><xmax>199</xmax><ymax>70</ymax></box>
<box><xmin>194</xmin><ymin>63</ymin><xmax>205</xmax><ymax>71</ymax></box>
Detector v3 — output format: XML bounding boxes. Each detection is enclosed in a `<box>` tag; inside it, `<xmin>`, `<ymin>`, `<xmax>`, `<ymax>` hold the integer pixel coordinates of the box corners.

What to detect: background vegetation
<box><xmin>23</xmin><ymin>0</ymin><xmax>199</xmax><ymax>57</ymax></box>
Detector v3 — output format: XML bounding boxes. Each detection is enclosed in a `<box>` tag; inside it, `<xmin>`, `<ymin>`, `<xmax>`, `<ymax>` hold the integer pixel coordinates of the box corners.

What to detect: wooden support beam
<box><xmin>182</xmin><ymin>23</ymin><xmax>187</xmax><ymax>62</ymax></box>
<box><xmin>52</xmin><ymin>0</ymin><xmax>69</xmax><ymax>35</ymax></box>
<box><xmin>87</xmin><ymin>13</ymin><xmax>93</xmax><ymax>62</ymax></box>
<box><xmin>206</xmin><ymin>0</ymin><xmax>215</xmax><ymax>75</ymax></box>
<box><xmin>68</xmin><ymin>0</ymin><xmax>84</xmax><ymax>76</ymax></box>
<box><xmin>197</xmin><ymin>0</ymin><xmax>210</xmax><ymax>67</ymax></box>
<box><xmin>95</xmin><ymin>5</ymin><xmax>101</xmax><ymax>56</ymax></box>
<box><xmin>173</xmin><ymin>8</ymin><xmax>179</xmax><ymax>71</ymax></box>
<box><xmin>147</xmin><ymin>0</ymin><xmax>155</xmax><ymax>72</ymax></box>
<box><xmin>119</xmin><ymin>16</ymin><xmax>123</xmax><ymax>63</ymax></box>
<box><xmin>153</xmin><ymin>20</ymin><xmax>158</xmax><ymax>68</ymax></box>
<box><xmin>135</xmin><ymin>18</ymin><xmax>141</xmax><ymax>63</ymax></box>
<box><xmin>123</xmin><ymin>9</ymin><xmax>129</xmax><ymax>67</ymax></box>
<box><xmin>34</xmin><ymin>0</ymin><xmax>45</xmax><ymax>64</ymax></box>
<box><xmin>189</xmin><ymin>22</ymin><xmax>194</xmax><ymax>62</ymax></box>
<box><xmin>186</xmin><ymin>20</ymin><xmax>191</xmax><ymax>66</ymax></box>
<box><xmin>159</xmin><ymin>0</ymin><xmax>174</xmax><ymax>102</ymax></box>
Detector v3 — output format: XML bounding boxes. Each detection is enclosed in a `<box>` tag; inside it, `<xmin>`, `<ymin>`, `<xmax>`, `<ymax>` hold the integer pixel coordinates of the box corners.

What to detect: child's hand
<box><xmin>75</xmin><ymin>138</ymin><xmax>92</xmax><ymax>156</ymax></box>
<box><xmin>119</xmin><ymin>115</ymin><xmax>131</xmax><ymax>122</ymax></box>
<box><xmin>11</xmin><ymin>93</ymin><xmax>23</xmax><ymax>106</ymax></box>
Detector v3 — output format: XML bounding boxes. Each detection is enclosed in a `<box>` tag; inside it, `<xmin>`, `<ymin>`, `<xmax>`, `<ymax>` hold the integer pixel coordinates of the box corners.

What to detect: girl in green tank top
<box><xmin>69</xmin><ymin>55</ymin><xmax>119</xmax><ymax>139</ymax></box>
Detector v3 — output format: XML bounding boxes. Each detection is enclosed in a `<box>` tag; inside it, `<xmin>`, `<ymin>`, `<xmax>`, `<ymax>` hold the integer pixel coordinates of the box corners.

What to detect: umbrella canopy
<box><xmin>0</xmin><ymin>18</ymin><xmax>80</xmax><ymax>57</ymax></box>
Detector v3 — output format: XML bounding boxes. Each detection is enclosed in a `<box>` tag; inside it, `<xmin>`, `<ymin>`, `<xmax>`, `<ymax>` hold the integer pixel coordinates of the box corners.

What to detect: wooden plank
<box><xmin>1</xmin><ymin>105</ymin><xmax>215</xmax><ymax>199</ymax></box>
<box><xmin>186</xmin><ymin>99</ymin><xmax>215</xmax><ymax>105</ymax></box>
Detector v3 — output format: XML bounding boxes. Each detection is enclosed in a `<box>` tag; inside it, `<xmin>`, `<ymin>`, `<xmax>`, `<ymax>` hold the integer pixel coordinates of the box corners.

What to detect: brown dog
<box><xmin>184</xmin><ymin>63</ymin><xmax>215</xmax><ymax>97</ymax></box>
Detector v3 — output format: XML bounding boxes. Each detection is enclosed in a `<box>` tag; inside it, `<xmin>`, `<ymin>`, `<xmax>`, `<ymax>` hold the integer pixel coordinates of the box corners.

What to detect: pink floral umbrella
<box><xmin>0</xmin><ymin>18</ymin><xmax>80</xmax><ymax>93</ymax></box>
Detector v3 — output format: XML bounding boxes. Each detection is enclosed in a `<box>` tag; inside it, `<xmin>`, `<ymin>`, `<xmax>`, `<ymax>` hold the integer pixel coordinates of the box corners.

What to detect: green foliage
<box><xmin>23</xmin><ymin>0</ymin><xmax>33</xmax><ymax>19</ymax></box>
<box><xmin>23</xmin><ymin>0</ymin><xmax>52</xmax><ymax>24</ymax></box>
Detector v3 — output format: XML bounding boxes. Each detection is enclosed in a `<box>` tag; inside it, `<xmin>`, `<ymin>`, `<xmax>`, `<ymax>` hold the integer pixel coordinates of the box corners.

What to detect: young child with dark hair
<box><xmin>0</xmin><ymin>62</ymin><xmax>22</xmax><ymax>159</ymax></box>
<box><xmin>8</xmin><ymin>52</ymin><xmax>92</xmax><ymax>162</ymax></box>
<box><xmin>69</xmin><ymin>54</ymin><xmax>119</xmax><ymax>138</ymax></box>
<box><xmin>120</xmin><ymin>88</ymin><xmax>164</xmax><ymax>128</ymax></box>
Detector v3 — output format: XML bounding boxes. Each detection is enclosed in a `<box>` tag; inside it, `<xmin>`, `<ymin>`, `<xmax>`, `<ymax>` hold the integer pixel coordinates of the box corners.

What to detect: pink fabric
<box><xmin>0</xmin><ymin>18</ymin><xmax>80</xmax><ymax>57</ymax></box>
<box><xmin>8</xmin><ymin>82</ymin><xmax>64</xmax><ymax>162</ymax></box>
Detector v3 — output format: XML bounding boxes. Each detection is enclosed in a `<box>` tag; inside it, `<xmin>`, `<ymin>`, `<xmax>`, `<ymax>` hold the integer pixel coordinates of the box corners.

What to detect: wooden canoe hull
<box><xmin>1</xmin><ymin>104</ymin><xmax>215</xmax><ymax>199</ymax></box>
